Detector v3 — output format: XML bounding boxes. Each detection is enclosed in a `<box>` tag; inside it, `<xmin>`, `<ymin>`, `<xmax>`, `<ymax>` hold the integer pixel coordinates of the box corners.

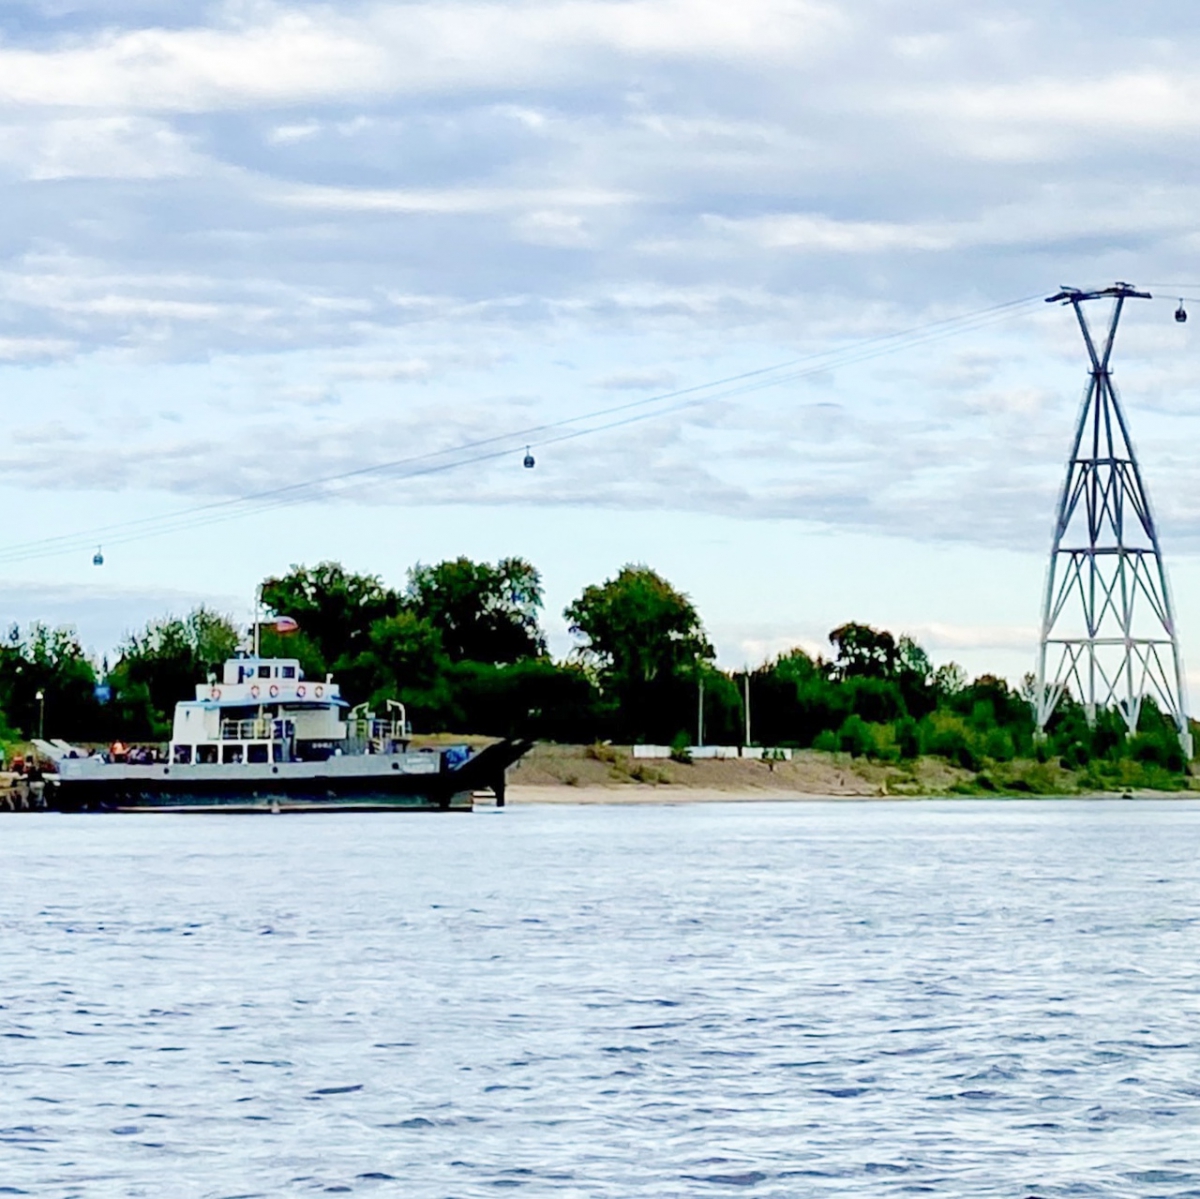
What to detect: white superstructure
<box><xmin>169</xmin><ymin>656</ymin><xmax>400</xmax><ymax>766</ymax></box>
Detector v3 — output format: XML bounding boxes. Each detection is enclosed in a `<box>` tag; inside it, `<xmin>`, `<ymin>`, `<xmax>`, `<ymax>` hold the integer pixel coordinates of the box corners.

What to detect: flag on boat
<box><xmin>274</xmin><ymin>616</ymin><xmax>300</xmax><ymax>634</ymax></box>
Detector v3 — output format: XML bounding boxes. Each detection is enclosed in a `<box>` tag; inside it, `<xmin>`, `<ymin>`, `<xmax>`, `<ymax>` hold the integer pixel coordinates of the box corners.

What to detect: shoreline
<box><xmin>503</xmin><ymin>742</ymin><xmax>1198</xmax><ymax>801</ymax></box>
<box><xmin>505</xmin><ymin>784</ymin><xmax>1199</xmax><ymax>804</ymax></box>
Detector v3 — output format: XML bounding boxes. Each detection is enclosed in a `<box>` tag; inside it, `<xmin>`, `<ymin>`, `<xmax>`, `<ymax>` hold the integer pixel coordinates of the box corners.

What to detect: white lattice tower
<box><xmin>1035</xmin><ymin>284</ymin><xmax>1191</xmax><ymax>756</ymax></box>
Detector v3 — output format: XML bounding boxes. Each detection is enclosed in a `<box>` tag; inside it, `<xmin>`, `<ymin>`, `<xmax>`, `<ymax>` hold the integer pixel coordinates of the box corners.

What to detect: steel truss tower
<box><xmin>1036</xmin><ymin>283</ymin><xmax>1191</xmax><ymax>755</ymax></box>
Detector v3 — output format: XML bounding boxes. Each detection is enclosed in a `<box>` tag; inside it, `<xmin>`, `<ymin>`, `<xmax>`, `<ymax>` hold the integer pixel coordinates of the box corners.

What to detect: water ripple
<box><xmin>3</xmin><ymin>800</ymin><xmax>1200</xmax><ymax>1195</ymax></box>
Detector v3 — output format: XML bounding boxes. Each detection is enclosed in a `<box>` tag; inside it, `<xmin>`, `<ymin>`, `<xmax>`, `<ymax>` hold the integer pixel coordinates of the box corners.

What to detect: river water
<box><xmin>3</xmin><ymin>800</ymin><xmax>1200</xmax><ymax>1198</ymax></box>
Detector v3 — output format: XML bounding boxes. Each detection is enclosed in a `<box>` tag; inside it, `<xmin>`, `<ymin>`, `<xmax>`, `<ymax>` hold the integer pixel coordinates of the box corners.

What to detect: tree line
<box><xmin>0</xmin><ymin>557</ymin><xmax>1188</xmax><ymax>775</ymax></box>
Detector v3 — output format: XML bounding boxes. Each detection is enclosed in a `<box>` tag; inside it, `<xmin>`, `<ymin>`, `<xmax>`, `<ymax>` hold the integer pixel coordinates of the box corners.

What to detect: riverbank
<box><xmin>504</xmin><ymin>742</ymin><xmax>1199</xmax><ymax>799</ymax></box>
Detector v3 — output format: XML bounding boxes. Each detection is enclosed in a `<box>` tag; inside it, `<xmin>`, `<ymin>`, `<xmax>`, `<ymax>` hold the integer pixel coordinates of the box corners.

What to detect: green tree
<box><xmin>406</xmin><ymin>556</ymin><xmax>546</xmax><ymax>664</ymax></box>
<box><xmin>261</xmin><ymin>562</ymin><xmax>399</xmax><ymax>672</ymax></box>
<box><xmin>895</xmin><ymin>634</ymin><xmax>938</xmax><ymax>718</ymax></box>
<box><xmin>829</xmin><ymin>622</ymin><xmax>898</xmax><ymax>679</ymax></box>
<box><xmin>110</xmin><ymin>608</ymin><xmax>239</xmax><ymax>737</ymax></box>
<box><xmin>445</xmin><ymin>659</ymin><xmax>600</xmax><ymax>741</ymax></box>
<box><xmin>564</xmin><ymin>565</ymin><xmax>712</xmax><ymax>742</ymax></box>
<box><xmin>343</xmin><ymin>612</ymin><xmax>454</xmax><ymax>721</ymax></box>
<box><xmin>0</xmin><ymin>623</ymin><xmax>100</xmax><ymax>741</ymax></box>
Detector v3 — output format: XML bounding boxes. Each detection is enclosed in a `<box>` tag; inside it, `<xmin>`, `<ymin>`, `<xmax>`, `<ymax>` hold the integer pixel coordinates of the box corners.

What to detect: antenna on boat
<box><xmin>253</xmin><ymin>584</ymin><xmax>261</xmax><ymax>657</ymax></box>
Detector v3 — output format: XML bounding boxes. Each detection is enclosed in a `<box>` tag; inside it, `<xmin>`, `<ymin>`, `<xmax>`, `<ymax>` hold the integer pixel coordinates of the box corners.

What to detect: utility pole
<box><xmin>743</xmin><ymin>669</ymin><xmax>751</xmax><ymax>746</ymax></box>
<box><xmin>1036</xmin><ymin>283</ymin><xmax>1191</xmax><ymax>756</ymax></box>
<box><xmin>697</xmin><ymin>673</ymin><xmax>705</xmax><ymax>747</ymax></box>
<box><xmin>35</xmin><ymin>689</ymin><xmax>44</xmax><ymax>741</ymax></box>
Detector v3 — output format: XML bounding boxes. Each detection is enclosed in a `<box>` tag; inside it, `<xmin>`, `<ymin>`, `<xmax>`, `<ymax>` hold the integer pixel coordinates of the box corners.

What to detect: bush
<box><xmin>1129</xmin><ymin>731</ymin><xmax>1185</xmax><ymax>772</ymax></box>
<box><xmin>669</xmin><ymin>730</ymin><xmax>692</xmax><ymax>764</ymax></box>
<box><xmin>983</xmin><ymin>727</ymin><xmax>1015</xmax><ymax>762</ymax></box>
<box><xmin>894</xmin><ymin>716</ymin><xmax>920</xmax><ymax>760</ymax></box>
<box><xmin>812</xmin><ymin>729</ymin><xmax>839</xmax><ymax>753</ymax></box>
<box><xmin>1060</xmin><ymin>739</ymin><xmax>1091</xmax><ymax>770</ymax></box>
<box><xmin>837</xmin><ymin>714</ymin><xmax>875</xmax><ymax>757</ymax></box>
<box><xmin>921</xmin><ymin>712</ymin><xmax>979</xmax><ymax>770</ymax></box>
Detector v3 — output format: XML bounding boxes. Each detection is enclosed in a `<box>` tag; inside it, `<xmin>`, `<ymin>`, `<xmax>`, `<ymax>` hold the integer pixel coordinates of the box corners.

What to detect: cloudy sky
<box><xmin>3</xmin><ymin>0</ymin><xmax>1200</xmax><ymax>690</ymax></box>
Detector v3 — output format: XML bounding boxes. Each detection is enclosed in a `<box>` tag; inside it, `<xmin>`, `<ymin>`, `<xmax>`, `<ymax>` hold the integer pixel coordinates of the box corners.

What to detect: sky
<box><xmin>3</xmin><ymin>0</ymin><xmax>1200</xmax><ymax>695</ymax></box>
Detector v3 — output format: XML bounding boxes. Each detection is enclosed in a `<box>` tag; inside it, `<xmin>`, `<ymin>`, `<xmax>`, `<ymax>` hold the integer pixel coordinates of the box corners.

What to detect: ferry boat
<box><xmin>45</xmin><ymin>655</ymin><xmax>530</xmax><ymax>813</ymax></box>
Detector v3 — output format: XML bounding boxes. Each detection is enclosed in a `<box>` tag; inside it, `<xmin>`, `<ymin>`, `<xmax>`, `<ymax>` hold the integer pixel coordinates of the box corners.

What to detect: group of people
<box><xmin>105</xmin><ymin>742</ymin><xmax>160</xmax><ymax>765</ymax></box>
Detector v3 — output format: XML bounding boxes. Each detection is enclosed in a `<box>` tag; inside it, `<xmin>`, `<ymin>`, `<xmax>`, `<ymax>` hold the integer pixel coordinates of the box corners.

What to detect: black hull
<box><xmin>45</xmin><ymin>738</ymin><xmax>532</xmax><ymax>813</ymax></box>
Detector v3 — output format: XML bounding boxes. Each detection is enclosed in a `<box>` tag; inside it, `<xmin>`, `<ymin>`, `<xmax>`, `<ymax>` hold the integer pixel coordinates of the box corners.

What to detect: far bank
<box><xmin>504</xmin><ymin>742</ymin><xmax>1200</xmax><ymax>799</ymax></box>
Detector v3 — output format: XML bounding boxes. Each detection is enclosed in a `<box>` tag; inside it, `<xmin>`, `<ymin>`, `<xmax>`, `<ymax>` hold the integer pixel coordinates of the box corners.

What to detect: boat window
<box><xmin>197</xmin><ymin>744</ymin><xmax>218</xmax><ymax>764</ymax></box>
<box><xmin>247</xmin><ymin>743</ymin><xmax>269</xmax><ymax>764</ymax></box>
<box><xmin>237</xmin><ymin>665</ymin><xmax>247</xmax><ymax>683</ymax></box>
<box><xmin>273</xmin><ymin>742</ymin><xmax>285</xmax><ymax>762</ymax></box>
<box><xmin>282</xmin><ymin>665</ymin><xmax>296</xmax><ymax>679</ymax></box>
<box><xmin>173</xmin><ymin>745</ymin><xmax>193</xmax><ymax>764</ymax></box>
<box><xmin>258</xmin><ymin>665</ymin><xmax>271</xmax><ymax>679</ymax></box>
<box><xmin>222</xmin><ymin>744</ymin><xmax>244</xmax><ymax>764</ymax></box>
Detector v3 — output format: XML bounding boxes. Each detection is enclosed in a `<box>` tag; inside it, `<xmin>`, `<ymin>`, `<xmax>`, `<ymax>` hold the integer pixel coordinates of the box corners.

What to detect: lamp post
<box><xmin>35</xmin><ymin>689</ymin><xmax>44</xmax><ymax>741</ymax></box>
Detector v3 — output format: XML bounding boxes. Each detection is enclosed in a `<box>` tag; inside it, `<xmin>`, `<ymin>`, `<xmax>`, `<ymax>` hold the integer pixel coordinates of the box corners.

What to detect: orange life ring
<box><xmin>314</xmin><ymin>685</ymin><xmax>325</xmax><ymax>699</ymax></box>
<box><xmin>269</xmin><ymin>684</ymin><xmax>280</xmax><ymax>698</ymax></box>
<box><xmin>250</xmin><ymin>684</ymin><xmax>260</xmax><ymax>699</ymax></box>
<box><xmin>296</xmin><ymin>684</ymin><xmax>307</xmax><ymax>698</ymax></box>
<box><xmin>210</xmin><ymin>686</ymin><xmax>221</xmax><ymax>700</ymax></box>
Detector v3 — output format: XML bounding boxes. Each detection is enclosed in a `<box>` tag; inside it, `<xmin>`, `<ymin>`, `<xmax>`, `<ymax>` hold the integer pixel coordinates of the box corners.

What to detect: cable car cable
<box><xmin>0</xmin><ymin>293</ymin><xmax>1044</xmax><ymax>567</ymax></box>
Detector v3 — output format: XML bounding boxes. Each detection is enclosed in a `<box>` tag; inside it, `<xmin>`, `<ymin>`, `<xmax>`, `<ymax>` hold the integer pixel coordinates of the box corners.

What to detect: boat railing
<box><xmin>369</xmin><ymin>718</ymin><xmax>405</xmax><ymax>741</ymax></box>
<box><xmin>342</xmin><ymin>715</ymin><xmax>408</xmax><ymax>754</ymax></box>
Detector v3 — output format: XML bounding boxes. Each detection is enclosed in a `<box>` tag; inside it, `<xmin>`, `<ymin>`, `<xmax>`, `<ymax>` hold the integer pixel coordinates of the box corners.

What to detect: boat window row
<box><xmin>234</xmin><ymin>663</ymin><xmax>298</xmax><ymax>683</ymax></box>
<box><xmin>174</xmin><ymin>743</ymin><xmax>285</xmax><ymax>764</ymax></box>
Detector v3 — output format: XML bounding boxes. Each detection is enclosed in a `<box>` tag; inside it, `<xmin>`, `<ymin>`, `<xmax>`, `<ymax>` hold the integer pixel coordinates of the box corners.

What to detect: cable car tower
<box><xmin>1035</xmin><ymin>283</ymin><xmax>1191</xmax><ymax>755</ymax></box>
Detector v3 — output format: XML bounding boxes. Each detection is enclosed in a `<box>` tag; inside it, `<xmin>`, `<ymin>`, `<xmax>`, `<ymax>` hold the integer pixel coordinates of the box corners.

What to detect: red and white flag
<box><xmin>274</xmin><ymin>616</ymin><xmax>300</xmax><ymax>634</ymax></box>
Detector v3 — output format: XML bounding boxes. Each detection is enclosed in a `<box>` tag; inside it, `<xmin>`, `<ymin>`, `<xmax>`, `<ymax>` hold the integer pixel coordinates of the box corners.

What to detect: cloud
<box><xmin>0</xmin><ymin>116</ymin><xmax>204</xmax><ymax>181</ymax></box>
<box><xmin>591</xmin><ymin>367</ymin><xmax>678</xmax><ymax>390</ymax></box>
<box><xmin>1</xmin><ymin>0</ymin><xmax>1200</xmax><ymax>577</ymax></box>
<box><xmin>0</xmin><ymin>336</ymin><xmax>77</xmax><ymax>361</ymax></box>
<box><xmin>0</xmin><ymin>580</ymin><xmax>244</xmax><ymax>658</ymax></box>
<box><xmin>278</xmin><ymin>182</ymin><xmax>635</xmax><ymax>214</ymax></box>
<box><xmin>0</xmin><ymin>0</ymin><xmax>845</xmax><ymax>112</ymax></box>
<box><xmin>705</xmin><ymin>213</ymin><xmax>954</xmax><ymax>254</ymax></box>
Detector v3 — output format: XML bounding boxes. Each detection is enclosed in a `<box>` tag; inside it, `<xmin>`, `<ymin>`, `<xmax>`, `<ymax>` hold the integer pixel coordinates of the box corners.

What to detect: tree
<box><xmin>261</xmin><ymin>562</ymin><xmax>399</xmax><ymax>671</ymax></box>
<box><xmin>895</xmin><ymin>634</ymin><xmax>937</xmax><ymax>718</ymax></box>
<box><xmin>0</xmin><ymin>623</ymin><xmax>100</xmax><ymax>741</ymax></box>
<box><xmin>111</xmin><ymin>608</ymin><xmax>239</xmax><ymax>737</ymax></box>
<box><xmin>829</xmin><ymin>622</ymin><xmax>898</xmax><ymax>679</ymax></box>
<box><xmin>564</xmin><ymin>565</ymin><xmax>712</xmax><ymax>741</ymax></box>
<box><xmin>341</xmin><ymin>612</ymin><xmax>453</xmax><ymax>721</ymax></box>
<box><xmin>406</xmin><ymin>556</ymin><xmax>545</xmax><ymax>664</ymax></box>
<box><xmin>933</xmin><ymin>661</ymin><xmax>968</xmax><ymax>698</ymax></box>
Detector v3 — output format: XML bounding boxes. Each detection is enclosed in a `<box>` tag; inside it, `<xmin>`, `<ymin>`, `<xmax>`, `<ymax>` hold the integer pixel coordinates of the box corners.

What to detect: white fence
<box><xmin>631</xmin><ymin>744</ymin><xmax>793</xmax><ymax>761</ymax></box>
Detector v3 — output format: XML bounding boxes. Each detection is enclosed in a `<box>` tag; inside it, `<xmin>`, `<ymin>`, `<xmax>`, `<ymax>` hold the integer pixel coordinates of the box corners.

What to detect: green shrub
<box><xmin>894</xmin><ymin>716</ymin><xmax>921</xmax><ymax>760</ymax></box>
<box><xmin>921</xmin><ymin>712</ymin><xmax>979</xmax><ymax>770</ymax></box>
<box><xmin>812</xmin><ymin>729</ymin><xmax>839</xmax><ymax>753</ymax></box>
<box><xmin>1129</xmin><ymin>731</ymin><xmax>1185</xmax><ymax>772</ymax></box>
<box><xmin>669</xmin><ymin>730</ymin><xmax>692</xmax><ymax>764</ymax></box>
<box><xmin>837</xmin><ymin>714</ymin><xmax>874</xmax><ymax>757</ymax></box>
<box><xmin>983</xmin><ymin>727</ymin><xmax>1015</xmax><ymax>762</ymax></box>
<box><xmin>1060</xmin><ymin>739</ymin><xmax>1091</xmax><ymax>769</ymax></box>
